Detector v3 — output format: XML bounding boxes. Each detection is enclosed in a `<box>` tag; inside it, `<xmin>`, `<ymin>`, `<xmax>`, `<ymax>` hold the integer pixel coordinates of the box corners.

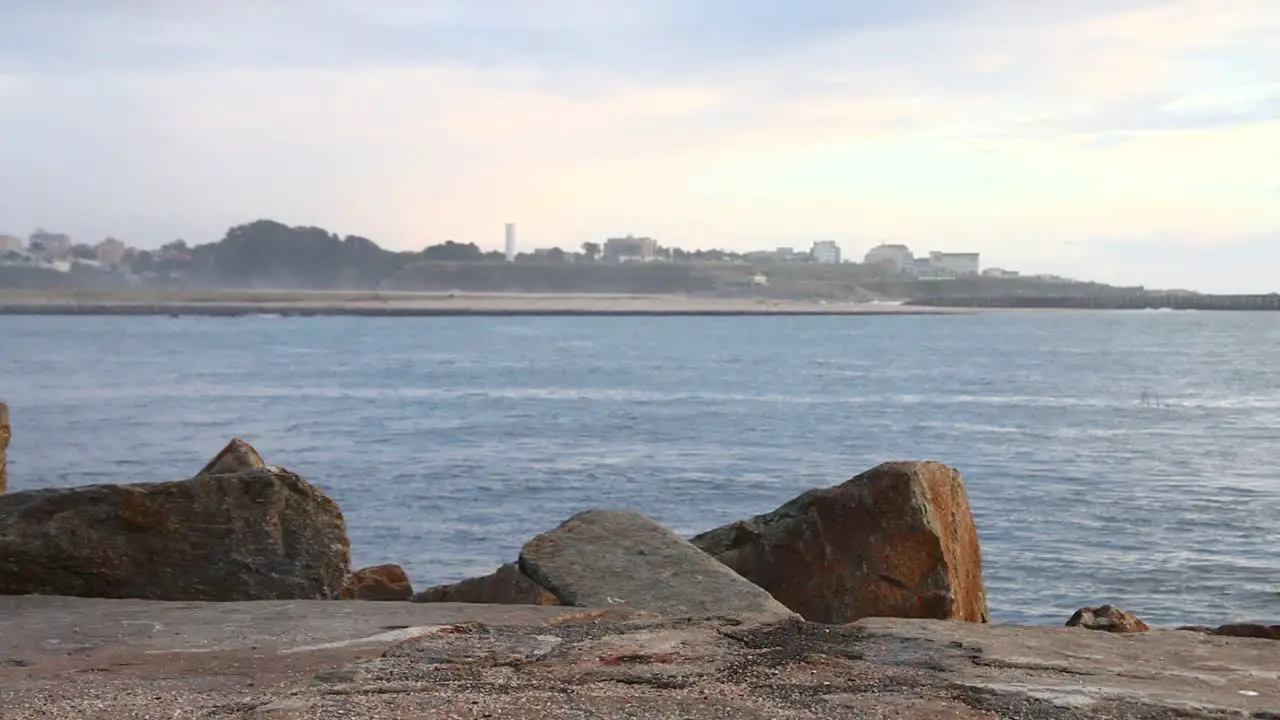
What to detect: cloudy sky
<box><xmin>1</xmin><ymin>1</ymin><xmax>1277</xmax><ymax>291</ymax></box>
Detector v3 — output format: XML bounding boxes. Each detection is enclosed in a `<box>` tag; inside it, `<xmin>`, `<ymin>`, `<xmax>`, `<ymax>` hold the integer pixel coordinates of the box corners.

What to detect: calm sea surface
<box><xmin>2</xmin><ymin>311</ymin><xmax>1277</xmax><ymax>626</ymax></box>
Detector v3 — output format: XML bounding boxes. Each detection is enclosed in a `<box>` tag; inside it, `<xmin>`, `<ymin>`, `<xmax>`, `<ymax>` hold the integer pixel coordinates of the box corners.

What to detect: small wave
<box><xmin>27</xmin><ymin>383</ymin><xmax>1280</xmax><ymax>414</ymax></box>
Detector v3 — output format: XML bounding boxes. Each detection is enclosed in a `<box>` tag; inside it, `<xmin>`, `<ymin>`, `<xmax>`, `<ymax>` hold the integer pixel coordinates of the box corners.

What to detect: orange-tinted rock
<box><xmin>0</xmin><ymin>467</ymin><xmax>350</xmax><ymax>600</ymax></box>
<box><xmin>412</xmin><ymin>562</ymin><xmax>560</xmax><ymax>606</ymax></box>
<box><xmin>1066</xmin><ymin>605</ymin><xmax>1150</xmax><ymax>633</ymax></box>
<box><xmin>341</xmin><ymin>564</ymin><xmax>414</xmax><ymax>601</ymax></box>
<box><xmin>0</xmin><ymin>401</ymin><xmax>8</xmax><ymax>495</ymax></box>
<box><xmin>197</xmin><ymin>438</ymin><xmax>265</xmax><ymax>477</ymax></box>
<box><xmin>691</xmin><ymin>461</ymin><xmax>989</xmax><ymax>624</ymax></box>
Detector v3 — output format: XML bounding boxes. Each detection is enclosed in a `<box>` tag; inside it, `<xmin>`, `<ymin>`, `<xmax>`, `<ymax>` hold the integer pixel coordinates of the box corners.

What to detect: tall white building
<box><xmin>504</xmin><ymin>223</ymin><xmax>516</xmax><ymax>262</ymax></box>
<box><xmin>810</xmin><ymin>240</ymin><xmax>842</xmax><ymax>264</ymax></box>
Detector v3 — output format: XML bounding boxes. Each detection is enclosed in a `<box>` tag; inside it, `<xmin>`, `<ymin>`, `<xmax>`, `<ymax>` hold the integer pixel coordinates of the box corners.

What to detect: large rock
<box><xmin>1066</xmin><ymin>605</ymin><xmax>1150</xmax><ymax>633</ymax></box>
<box><xmin>0</xmin><ymin>401</ymin><xmax>8</xmax><ymax>495</ymax></box>
<box><xmin>197</xmin><ymin>438</ymin><xmax>265</xmax><ymax>477</ymax></box>
<box><xmin>691</xmin><ymin>461</ymin><xmax>989</xmax><ymax>624</ymax></box>
<box><xmin>413</xmin><ymin>562</ymin><xmax>560</xmax><ymax>605</ymax></box>
<box><xmin>517</xmin><ymin>509</ymin><xmax>794</xmax><ymax>618</ymax></box>
<box><xmin>0</xmin><ymin>467</ymin><xmax>350</xmax><ymax>600</ymax></box>
<box><xmin>341</xmin><ymin>564</ymin><xmax>414</xmax><ymax>601</ymax></box>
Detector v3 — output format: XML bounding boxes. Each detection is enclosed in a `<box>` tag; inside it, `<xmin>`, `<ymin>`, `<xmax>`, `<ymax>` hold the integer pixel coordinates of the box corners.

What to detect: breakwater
<box><xmin>907</xmin><ymin>293</ymin><xmax>1280</xmax><ymax>310</ymax></box>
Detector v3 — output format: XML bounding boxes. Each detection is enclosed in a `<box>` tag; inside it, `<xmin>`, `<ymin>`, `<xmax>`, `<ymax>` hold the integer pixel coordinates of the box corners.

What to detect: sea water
<box><xmin>2</xmin><ymin>311</ymin><xmax>1277</xmax><ymax>626</ymax></box>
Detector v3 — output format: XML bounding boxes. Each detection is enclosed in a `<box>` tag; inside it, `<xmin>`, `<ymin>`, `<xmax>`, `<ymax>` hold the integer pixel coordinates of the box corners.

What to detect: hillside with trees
<box><xmin>0</xmin><ymin>219</ymin><xmax>1141</xmax><ymax>301</ymax></box>
<box><xmin>181</xmin><ymin>221</ymin><xmax>410</xmax><ymax>289</ymax></box>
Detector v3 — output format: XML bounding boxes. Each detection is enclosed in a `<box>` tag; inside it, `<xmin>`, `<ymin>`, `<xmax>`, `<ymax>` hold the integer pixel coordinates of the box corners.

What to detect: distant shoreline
<box><xmin>3</xmin><ymin>288</ymin><xmax>1273</xmax><ymax>315</ymax></box>
<box><xmin>0</xmin><ymin>290</ymin><xmax>974</xmax><ymax>317</ymax></box>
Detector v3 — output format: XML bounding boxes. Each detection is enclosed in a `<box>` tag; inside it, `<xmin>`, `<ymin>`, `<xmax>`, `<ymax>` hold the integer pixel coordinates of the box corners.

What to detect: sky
<box><xmin>0</xmin><ymin>1</ymin><xmax>1277</xmax><ymax>292</ymax></box>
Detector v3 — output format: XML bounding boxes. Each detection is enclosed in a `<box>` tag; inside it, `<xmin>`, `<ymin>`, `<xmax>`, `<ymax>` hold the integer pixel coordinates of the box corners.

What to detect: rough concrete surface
<box><xmin>0</xmin><ymin>595</ymin><xmax>582</xmax><ymax>719</ymax></box>
<box><xmin>855</xmin><ymin>617</ymin><xmax>1279</xmax><ymax>717</ymax></box>
<box><xmin>2</xmin><ymin>596</ymin><xmax>1276</xmax><ymax>719</ymax></box>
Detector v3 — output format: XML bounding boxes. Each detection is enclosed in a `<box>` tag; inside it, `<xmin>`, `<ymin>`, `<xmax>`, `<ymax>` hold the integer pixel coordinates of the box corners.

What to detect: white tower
<box><xmin>504</xmin><ymin>223</ymin><xmax>516</xmax><ymax>262</ymax></box>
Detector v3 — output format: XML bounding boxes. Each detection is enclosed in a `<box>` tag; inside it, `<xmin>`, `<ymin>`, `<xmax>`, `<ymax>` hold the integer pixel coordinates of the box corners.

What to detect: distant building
<box><xmin>29</xmin><ymin>230</ymin><xmax>72</xmax><ymax>261</ymax></box>
<box><xmin>810</xmin><ymin>240</ymin><xmax>841</xmax><ymax>264</ymax></box>
<box><xmin>603</xmin><ymin>235</ymin><xmax>659</xmax><ymax>262</ymax></box>
<box><xmin>95</xmin><ymin>237</ymin><xmax>129</xmax><ymax>266</ymax></box>
<box><xmin>504</xmin><ymin>223</ymin><xmax>516</xmax><ymax>262</ymax></box>
<box><xmin>744</xmin><ymin>246</ymin><xmax>807</xmax><ymax>263</ymax></box>
<box><xmin>982</xmin><ymin>267</ymin><xmax>1020</xmax><ymax>278</ymax></box>
<box><xmin>0</xmin><ymin>235</ymin><xmax>24</xmax><ymax>254</ymax></box>
<box><xmin>864</xmin><ymin>243</ymin><xmax>914</xmax><ymax>272</ymax></box>
<box><xmin>928</xmin><ymin>251</ymin><xmax>980</xmax><ymax>276</ymax></box>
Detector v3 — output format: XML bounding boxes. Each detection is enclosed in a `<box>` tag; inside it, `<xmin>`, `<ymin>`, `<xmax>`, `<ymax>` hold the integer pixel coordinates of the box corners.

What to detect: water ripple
<box><xmin>1</xmin><ymin>312</ymin><xmax>1278</xmax><ymax>626</ymax></box>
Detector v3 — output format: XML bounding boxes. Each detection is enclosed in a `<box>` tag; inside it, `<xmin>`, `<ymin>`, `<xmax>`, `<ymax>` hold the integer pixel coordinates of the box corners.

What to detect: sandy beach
<box><xmin>0</xmin><ymin>289</ymin><xmax>973</xmax><ymax>316</ymax></box>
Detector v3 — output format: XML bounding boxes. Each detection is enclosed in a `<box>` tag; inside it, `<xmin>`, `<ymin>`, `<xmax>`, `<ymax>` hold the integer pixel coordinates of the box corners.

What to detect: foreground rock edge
<box><xmin>266</xmin><ymin>614</ymin><xmax>1280</xmax><ymax>719</ymax></box>
<box><xmin>2</xmin><ymin>594</ymin><xmax>1276</xmax><ymax>719</ymax></box>
<box><xmin>5</xmin><ymin>596</ymin><xmax>1270</xmax><ymax>719</ymax></box>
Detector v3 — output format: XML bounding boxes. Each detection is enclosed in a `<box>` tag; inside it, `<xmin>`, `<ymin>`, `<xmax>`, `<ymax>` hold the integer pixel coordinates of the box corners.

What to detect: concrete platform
<box><xmin>1</xmin><ymin>596</ymin><xmax>1276</xmax><ymax>719</ymax></box>
<box><xmin>855</xmin><ymin>618</ymin><xmax>1279</xmax><ymax>717</ymax></box>
<box><xmin>0</xmin><ymin>595</ymin><xmax>583</xmax><ymax>718</ymax></box>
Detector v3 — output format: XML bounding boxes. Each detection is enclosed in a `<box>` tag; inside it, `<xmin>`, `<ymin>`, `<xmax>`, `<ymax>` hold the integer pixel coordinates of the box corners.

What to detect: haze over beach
<box><xmin>1</xmin><ymin>1</ymin><xmax>1278</xmax><ymax>293</ymax></box>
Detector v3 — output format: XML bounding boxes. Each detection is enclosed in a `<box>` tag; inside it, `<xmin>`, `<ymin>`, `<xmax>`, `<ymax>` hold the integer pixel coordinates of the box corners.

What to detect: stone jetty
<box><xmin>0</xmin><ymin>433</ymin><xmax>1276</xmax><ymax>718</ymax></box>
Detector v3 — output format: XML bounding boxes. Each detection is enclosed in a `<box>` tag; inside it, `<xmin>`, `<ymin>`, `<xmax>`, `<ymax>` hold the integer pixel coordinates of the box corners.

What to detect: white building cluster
<box><xmin>864</xmin><ymin>243</ymin><xmax>981</xmax><ymax>278</ymax></box>
<box><xmin>0</xmin><ymin>230</ymin><xmax>134</xmax><ymax>272</ymax></box>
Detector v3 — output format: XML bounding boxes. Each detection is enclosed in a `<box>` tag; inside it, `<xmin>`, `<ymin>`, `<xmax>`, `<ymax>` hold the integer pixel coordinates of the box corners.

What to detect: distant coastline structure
<box><xmin>810</xmin><ymin>240</ymin><xmax>842</xmax><ymax>264</ymax></box>
<box><xmin>865</xmin><ymin>243</ymin><xmax>914</xmax><ymax>272</ymax></box>
<box><xmin>862</xmin><ymin>243</ymin><xmax>981</xmax><ymax>277</ymax></box>
<box><xmin>504</xmin><ymin>223</ymin><xmax>516</xmax><ymax>262</ymax></box>
<box><xmin>603</xmin><ymin>235</ymin><xmax>659</xmax><ymax>263</ymax></box>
